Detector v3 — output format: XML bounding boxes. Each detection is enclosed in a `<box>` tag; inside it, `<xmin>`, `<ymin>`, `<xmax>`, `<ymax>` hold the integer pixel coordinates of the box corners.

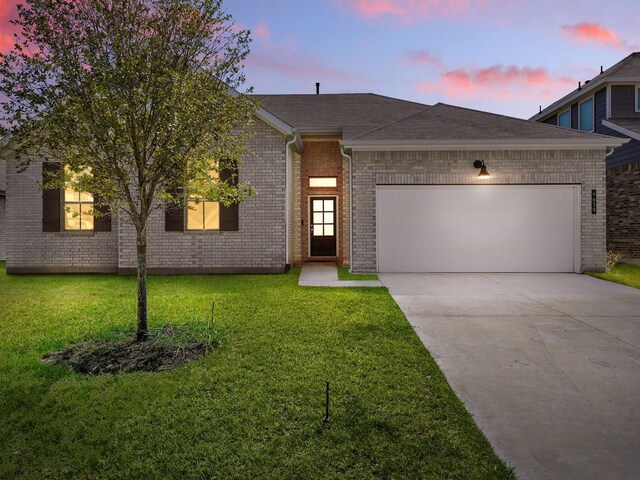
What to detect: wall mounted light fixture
<box><xmin>473</xmin><ymin>160</ymin><xmax>491</xmax><ymax>177</ymax></box>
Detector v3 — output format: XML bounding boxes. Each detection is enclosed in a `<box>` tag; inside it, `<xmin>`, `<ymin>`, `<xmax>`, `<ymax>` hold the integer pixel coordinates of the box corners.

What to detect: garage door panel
<box><xmin>377</xmin><ymin>185</ymin><xmax>579</xmax><ymax>273</ymax></box>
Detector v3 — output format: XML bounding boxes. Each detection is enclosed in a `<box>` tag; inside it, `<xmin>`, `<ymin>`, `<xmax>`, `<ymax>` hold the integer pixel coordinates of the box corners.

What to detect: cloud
<box><xmin>0</xmin><ymin>0</ymin><xmax>18</xmax><ymax>53</ymax></box>
<box><xmin>404</xmin><ymin>49</ymin><xmax>444</xmax><ymax>69</ymax></box>
<box><xmin>253</xmin><ymin>23</ymin><xmax>271</xmax><ymax>42</ymax></box>
<box><xmin>334</xmin><ymin>0</ymin><xmax>490</xmax><ymax>23</ymax></box>
<box><xmin>417</xmin><ymin>64</ymin><xmax>574</xmax><ymax>101</ymax></box>
<box><xmin>562</xmin><ymin>22</ymin><xmax>635</xmax><ymax>51</ymax></box>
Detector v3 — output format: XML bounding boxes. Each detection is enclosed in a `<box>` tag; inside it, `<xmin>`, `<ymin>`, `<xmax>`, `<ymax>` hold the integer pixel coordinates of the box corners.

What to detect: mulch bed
<box><xmin>42</xmin><ymin>328</ymin><xmax>212</xmax><ymax>375</ymax></box>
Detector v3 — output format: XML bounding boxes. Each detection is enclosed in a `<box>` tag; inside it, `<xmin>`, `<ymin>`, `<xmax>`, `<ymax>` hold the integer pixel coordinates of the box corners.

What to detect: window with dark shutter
<box><xmin>219</xmin><ymin>165</ymin><xmax>239</xmax><ymax>232</ymax></box>
<box><xmin>42</xmin><ymin>162</ymin><xmax>61</xmax><ymax>232</ymax></box>
<box><xmin>93</xmin><ymin>195</ymin><xmax>112</xmax><ymax>232</ymax></box>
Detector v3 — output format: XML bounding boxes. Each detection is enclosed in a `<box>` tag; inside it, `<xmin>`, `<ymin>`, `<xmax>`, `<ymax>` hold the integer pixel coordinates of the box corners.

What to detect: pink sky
<box><xmin>2</xmin><ymin>0</ymin><xmax>639</xmax><ymax>118</ymax></box>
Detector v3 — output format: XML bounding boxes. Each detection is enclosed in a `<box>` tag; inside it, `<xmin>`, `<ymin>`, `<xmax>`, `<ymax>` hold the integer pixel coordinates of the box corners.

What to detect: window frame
<box><xmin>186</xmin><ymin>199</ymin><xmax>220</xmax><ymax>231</ymax></box>
<box><xmin>578</xmin><ymin>96</ymin><xmax>594</xmax><ymax>132</ymax></box>
<box><xmin>557</xmin><ymin>108</ymin><xmax>571</xmax><ymax>128</ymax></box>
<box><xmin>63</xmin><ymin>166</ymin><xmax>94</xmax><ymax>231</ymax></box>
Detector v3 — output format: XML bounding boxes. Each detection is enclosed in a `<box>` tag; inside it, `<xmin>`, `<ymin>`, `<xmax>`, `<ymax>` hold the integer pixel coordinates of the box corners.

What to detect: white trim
<box><xmin>558</xmin><ymin>108</ymin><xmax>571</xmax><ymax>128</ymax></box>
<box><xmin>578</xmin><ymin>95</ymin><xmax>595</xmax><ymax>133</ymax></box>
<box><xmin>602</xmin><ymin>119</ymin><xmax>640</xmax><ymax>142</ymax></box>
<box><xmin>341</xmin><ymin>138</ymin><xmax>627</xmax><ymax>151</ymax></box>
<box><xmin>530</xmin><ymin>76</ymin><xmax>640</xmax><ymax>122</ymax></box>
<box><xmin>339</xmin><ymin>145</ymin><xmax>353</xmax><ymax>272</ymax></box>
<box><xmin>284</xmin><ymin>133</ymin><xmax>300</xmax><ymax>265</ymax></box>
<box><xmin>574</xmin><ymin>185</ymin><xmax>582</xmax><ymax>274</ymax></box>
<box><xmin>255</xmin><ymin>108</ymin><xmax>293</xmax><ymax>137</ymax></box>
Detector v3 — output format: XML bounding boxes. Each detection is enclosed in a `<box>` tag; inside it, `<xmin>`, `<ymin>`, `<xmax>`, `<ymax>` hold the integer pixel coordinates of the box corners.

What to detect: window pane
<box><xmin>187</xmin><ymin>201</ymin><xmax>204</xmax><ymax>230</ymax></box>
<box><xmin>558</xmin><ymin>111</ymin><xmax>570</xmax><ymax>128</ymax></box>
<box><xmin>65</xmin><ymin>186</ymin><xmax>80</xmax><ymax>203</ymax></box>
<box><xmin>579</xmin><ymin>98</ymin><xmax>593</xmax><ymax>131</ymax></box>
<box><xmin>323</xmin><ymin>199</ymin><xmax>333</xmax><ymax>211</ymax></box>
<box><xmin>637</xmin><ymin>88</ymin><xmax>640</xmax><ymax>110</ymax></box>
<box><xmin>80</xmin><ymin>204</ymin><xmax>94</xmax><ymax>230</ymax></box>
<box><xmin>324</xmin><ymin>212</ymin><xmax>334</xmax><ymax>224</ymax></box>
<box><xmin>80</xmin><ymin>191</ymin><xmax>94</xmax><ymax>202</ymax></box>
<box><xmin>313</xmin><ymin>200</ymin><xmax>324</xmax><ymax>212</ymax></box>
<box><xmin>313</xmin><ymin>225</ymin><xmax>323</xmax><ymax>236</ymax></box>
<box><xmin>324</xmin><ymin>225</ymin><xmax>334</xmax><ymax>236</ymax></box>
<box><xmin>204</xmin><ymin>201</ymin><xmax>220</xmax><ymax>230</ymax></box>
<box><xmin>309</xmin><ymin>177</ymin><xmax>337</xmax><ymax>188</ymax></box>
<box><xmin>65</xmin><ymin>203</ymin><xmax>81</xmax><ymax>230</ymax></box>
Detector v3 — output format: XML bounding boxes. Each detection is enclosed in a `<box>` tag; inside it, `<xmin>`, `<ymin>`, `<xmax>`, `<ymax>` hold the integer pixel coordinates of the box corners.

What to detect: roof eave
<box><xmin>340</xmin><ymin>138</ymin><xmax>628</xmax><ymax>152</ymax></box>
<box><xmin>601</xmin><ymin>120</ymin><xmax>640</xmax><ymax>142</ymax></box>
<box><xmin>255</xmin><ymin>107</ymin><xmax>293</xmax><ymax>136</ymax></box>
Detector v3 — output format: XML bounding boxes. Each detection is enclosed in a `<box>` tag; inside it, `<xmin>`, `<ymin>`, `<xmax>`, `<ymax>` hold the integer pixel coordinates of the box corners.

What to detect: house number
<box><xmin>591</xmin><ymin>190</ymin><xmax>597</xmax><ymax>214</ymax></box>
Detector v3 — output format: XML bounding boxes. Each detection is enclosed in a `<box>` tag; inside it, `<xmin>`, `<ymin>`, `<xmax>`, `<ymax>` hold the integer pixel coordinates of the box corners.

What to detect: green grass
<box><xmin>0</xmin><ymin>261</ymin><xmax>514</xmax><ymax>479</ymax></box>
<box><xmin>588</xmin><ymin>262</ymin><xmax>640</xmax><ymax>289</ymax></box>
<box><xmin>337</xmin><ymin>266</ymin><xmax>379</xmax><ymax>281</ymax></box>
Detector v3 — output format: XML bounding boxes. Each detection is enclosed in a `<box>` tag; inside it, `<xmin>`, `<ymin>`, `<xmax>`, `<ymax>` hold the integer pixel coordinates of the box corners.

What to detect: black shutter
<box><xmin>42</xmin><ymin>162</ymin><xmax>61</xmax><ymax>232</ymax></box>
<box><xmin>219</xmin><ymin>165</ymin><xmax>239</xmax><ymax>232</ymax></box>
<box><xmin>93</xmin><ymin>196</ymin><xmax>112</xmax><ymax>232</ymax></box>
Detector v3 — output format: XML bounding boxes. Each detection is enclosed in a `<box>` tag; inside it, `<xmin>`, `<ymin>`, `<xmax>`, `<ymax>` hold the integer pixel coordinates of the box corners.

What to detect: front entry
<box><xmin>310</xmin><ymin>197</ymin><xmax>337</xmax><ymax>257</ymax></box>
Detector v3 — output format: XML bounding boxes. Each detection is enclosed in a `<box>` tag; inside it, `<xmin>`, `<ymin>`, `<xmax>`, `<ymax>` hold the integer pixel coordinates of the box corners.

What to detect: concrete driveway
<box><xmin>380</xmin><ymin>273</ymin><xmax>640</xmax><ymax>480</ymax></box>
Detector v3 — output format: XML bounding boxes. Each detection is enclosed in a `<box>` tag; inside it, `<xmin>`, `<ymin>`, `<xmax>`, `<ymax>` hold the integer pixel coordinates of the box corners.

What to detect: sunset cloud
<box><xmin>253</xmin><ymin>23</ymin><xmax>271</xmax><ymax>42</ymax></box>
<box><xmin>334</xmin><ymin>0</ymin><xmax>480</xmax><ymax>22</ymax></box>
<box><xmin>562</xmin><ymin>22</ymin><xmax>634</xmax><ymax>51</ymax></box>
<box><xmin>417</xmin><ymin>64</ymin><xmax>574</xmax><ymax>101</ymax></box>
<box><xmin>404</xmin><ymin>49</ymin><xmax>444</xmax><ymax>69</ymax></box>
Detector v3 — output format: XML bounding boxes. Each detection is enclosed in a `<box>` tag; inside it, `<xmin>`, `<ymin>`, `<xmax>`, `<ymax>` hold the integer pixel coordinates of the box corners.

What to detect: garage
<box><xmin>376</xmin><ymin>185</ymin><xmax>581</xmax><ymax>273</ymax></box>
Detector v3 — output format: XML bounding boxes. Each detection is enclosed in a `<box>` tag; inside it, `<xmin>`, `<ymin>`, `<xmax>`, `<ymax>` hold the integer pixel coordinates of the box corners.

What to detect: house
<box><xmin>531</xmin><ymin>52</ymin><xmax>640</xmax><ymax>259</ymax></box>
<box><xmin>0</xmin><ymin>159</ymin><xmax>5</xmax><ymax>261</ymax></box>
<box><xmin>1</xmin><ymin>93</ymin><xmax>626</xmax><ymax>274</ymax></box>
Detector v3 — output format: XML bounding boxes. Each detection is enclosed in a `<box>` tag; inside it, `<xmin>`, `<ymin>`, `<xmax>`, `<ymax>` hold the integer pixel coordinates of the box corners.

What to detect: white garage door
<box><xmin>376</xmin><ymin>185</ymin><xmax>580</xmax><ymax>273</ymax></box>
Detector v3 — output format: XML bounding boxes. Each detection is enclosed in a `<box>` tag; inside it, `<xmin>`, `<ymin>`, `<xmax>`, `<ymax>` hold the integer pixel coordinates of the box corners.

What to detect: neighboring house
<box><xmin>531</xmin><ymin>52</ymin><xmax>640</xmax><ymax>258</ymax></box>
<box><xmin>0</xmin><ymin>93</ymin><xmax>625</xmax><ymax>274</ymax></box>
<box><xmin>0</xmin><ymin>159</ymin><xmax>5</xmax><ymax>261</ymax></box>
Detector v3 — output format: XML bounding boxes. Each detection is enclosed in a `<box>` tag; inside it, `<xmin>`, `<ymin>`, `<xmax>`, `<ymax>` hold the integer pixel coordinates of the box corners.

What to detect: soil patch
<box><xmin>42</xmin><ymin>328</ymin><xmax>213</xmax><ymax>375</ymax></box>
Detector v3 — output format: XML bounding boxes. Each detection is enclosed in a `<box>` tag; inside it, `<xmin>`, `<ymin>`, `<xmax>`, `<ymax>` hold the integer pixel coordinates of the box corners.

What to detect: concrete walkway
<box><xmin>298</xmin><ymin>263</ymin><xmax>383</xmax><ymax>287</ymax></box>
<box><xmin>380</xmin><ymin>272</ymin><xmax>640</xmax><ymax>480</ymax></box>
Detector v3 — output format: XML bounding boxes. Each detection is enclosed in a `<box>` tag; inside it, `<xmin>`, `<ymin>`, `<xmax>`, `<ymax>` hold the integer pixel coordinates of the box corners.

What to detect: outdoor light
<box><xmin>473</xmin><ymin>160</ymin><xmax>491</xmax><ymax>177</ymax></box>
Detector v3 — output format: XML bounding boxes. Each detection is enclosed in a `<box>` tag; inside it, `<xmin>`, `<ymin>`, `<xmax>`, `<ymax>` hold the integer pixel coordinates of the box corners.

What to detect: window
<box><xmin>579</xmin><ymin>97</ymin><xmax>594</xmax><ymax>132</ymax></box>
<box><xmin>187</xmin><ymin>169</ymin><xmax>220</xmax><ymax>230</ymax></box>
<box><xmin>309</xmin><ymin>177</ymin><xmax>337</xmax><ymax>188</ymax></box>
<box><xmin>64</xmin><ymin>165</ymin><xmax>94</xmax><ymax>230</ymax></box>
<box><xmin>558</xmin><ymin>109</ymin><xmax>570</xmax><ymax>128</ymax></box>
<box><xmin>636</xmin><ymin>86</ymin><xmax>640</xmax><ymax>112</ymax></box>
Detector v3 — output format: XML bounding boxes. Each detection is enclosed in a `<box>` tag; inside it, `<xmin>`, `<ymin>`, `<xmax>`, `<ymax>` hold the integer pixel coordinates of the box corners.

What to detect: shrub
<box><xmin>606</xmin><ymin>251</ymin><xmax>623</xmax><ymax>272</ymax></box>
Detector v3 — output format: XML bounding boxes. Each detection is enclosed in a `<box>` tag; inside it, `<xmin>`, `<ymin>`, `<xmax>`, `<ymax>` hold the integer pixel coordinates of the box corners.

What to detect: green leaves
<box><xmin>1</xmin><ymin>0</ymin><xmax>257</xmax><ymax>230</ymax></box>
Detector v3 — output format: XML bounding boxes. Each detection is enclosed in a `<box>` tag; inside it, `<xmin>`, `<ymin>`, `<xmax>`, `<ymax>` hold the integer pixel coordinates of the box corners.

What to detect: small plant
<box><xmin>606</xmin><ymin>251</ymin><xmax>623</xmax><ymax>272</ymax></box>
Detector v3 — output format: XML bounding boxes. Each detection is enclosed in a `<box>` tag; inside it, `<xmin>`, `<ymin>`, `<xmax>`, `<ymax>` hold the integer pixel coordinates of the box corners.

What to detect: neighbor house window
<box><xmin>636</xmin><ymin>86</ymin><xmax>640</xmax><ymax>112</ymax></box>
<box><xmin>187</xmin><ymin>169</ymin><xmax>220</xmax><ymax>230</ymax></box>
<box><xmin>309</xmin><ymin>177</ymin><xmax>337</xmax><ymax>188</ymax></box>
<box><xmin>64</xmin><ymin>165</ymin><xmax>94</xmax><ymax>230</ymax></box>
<box><xmin>558</xmin><ymin>109</ymin><xmax>570</xmax><ymax>128</ymax></box>
<box><xmin>579</xmin><ymin>97</ymin><xmax>594</xmax><ymax>132</ymax></box>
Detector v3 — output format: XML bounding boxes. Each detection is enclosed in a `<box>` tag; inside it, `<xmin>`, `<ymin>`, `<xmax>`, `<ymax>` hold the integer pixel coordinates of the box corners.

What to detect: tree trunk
<box><xmin>136</xmin><ymin>229</ymin><xmax>149</xmax><ymax>342</ymax></box>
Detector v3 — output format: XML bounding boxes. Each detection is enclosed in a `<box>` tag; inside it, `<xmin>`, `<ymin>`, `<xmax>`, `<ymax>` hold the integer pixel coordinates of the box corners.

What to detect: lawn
<box><xmin>337</xmin><ymin>266</ymin><xmax>379</xmax><ymax>281</ymax></box>
<box><xmin>0</xmin><ymin>261</ymin><xmax>514</xmax><ymax>479</ymax></box>
<box><xmin>588</xmin><ymin>262</ymin><xmax>640</xmax><ymax>289</ymax></box>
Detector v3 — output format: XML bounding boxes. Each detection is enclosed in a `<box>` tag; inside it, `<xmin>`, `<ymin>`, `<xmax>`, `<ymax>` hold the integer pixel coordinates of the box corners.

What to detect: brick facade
<box><xmin>607</xmin><ymin>161</ymin><xmax>640</xmax><ymax>258</ymax></box>
<box><xmin>350</xmin><ymin>149</ymin><xmax>608</xmax><ymax>273</ymax></box>
<box><xmin>5</xmin><ymin>158</ymin><xmax>119</xmax><ymax>273</ymax></box>
<box><xmin>117</xmin><ymin>119</ymin><xmax>288</xmax><ymax>274</ymax></box>
<box><xmin>298</xmin><ymin>138</ymin><xmax>349</xmax><ymax>265</ymax></box>
<box><xmin>0</xmin><ymin>195</ymin><xmax>5</xmax><ymax>261</ymax></box>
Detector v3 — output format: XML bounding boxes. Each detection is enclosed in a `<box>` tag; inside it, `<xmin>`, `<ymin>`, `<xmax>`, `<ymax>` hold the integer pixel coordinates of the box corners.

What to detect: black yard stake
<box><xmin>323</xmin><ymin>381</ymin><xmax>330</xmax><ymax>423</ymax></box>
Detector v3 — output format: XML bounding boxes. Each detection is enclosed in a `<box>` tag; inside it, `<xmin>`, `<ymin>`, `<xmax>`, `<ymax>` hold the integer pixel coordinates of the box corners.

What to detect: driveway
<box><xmin>380</xmin><ymin>273</ymin><xmax>640</xmax><ymax>480</ymax></box>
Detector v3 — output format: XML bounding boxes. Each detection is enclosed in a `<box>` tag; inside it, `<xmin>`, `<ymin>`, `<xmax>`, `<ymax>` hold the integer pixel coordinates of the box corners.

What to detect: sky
<box><xmin>1</xmin><ymin>0</ymin><xmax>639</xmax><ymax>119</ymax></box>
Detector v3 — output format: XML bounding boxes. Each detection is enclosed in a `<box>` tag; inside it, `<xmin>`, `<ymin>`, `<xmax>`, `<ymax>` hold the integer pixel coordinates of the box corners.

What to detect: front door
<box><xmin>310</xmin><ymin>197</ymin><xmax>337</xmax><ymax>257</ymax></box>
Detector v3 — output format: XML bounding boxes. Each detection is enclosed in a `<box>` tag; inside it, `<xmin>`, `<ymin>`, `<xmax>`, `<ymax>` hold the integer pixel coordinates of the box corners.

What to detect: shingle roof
<box><xmin>257</xmin><ymin>93</ymin><xmax>428</xmax><ymax>133</ymax></box>
<box><xmin>352</xmin><ymin>103</ymin><xmax>615</xmax><ymax>141</ymax></box>
<box><xmin>605</xmin><ymin>118</ymin><xmax>640</xmax><ymax>140</ymax></box>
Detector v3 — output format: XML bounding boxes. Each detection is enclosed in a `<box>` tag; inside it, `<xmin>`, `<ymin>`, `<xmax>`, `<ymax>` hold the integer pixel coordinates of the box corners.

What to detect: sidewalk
<box><xmin>298</xmin><ymin>263</ymin><xmax>383</xmax><ymax>287</ymax></box>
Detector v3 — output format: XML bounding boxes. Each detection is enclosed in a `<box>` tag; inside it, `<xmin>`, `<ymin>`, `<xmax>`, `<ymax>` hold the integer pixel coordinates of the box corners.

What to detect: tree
<box><xmin>0</xmin><ymin>0</ymin><xmax>257</xmax><ymax>341</ymax></box>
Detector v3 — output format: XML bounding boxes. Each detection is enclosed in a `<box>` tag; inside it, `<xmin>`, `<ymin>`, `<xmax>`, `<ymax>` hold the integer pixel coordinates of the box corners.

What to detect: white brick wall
<box><xmin>5</xmin><ymin>158</ymin><xmax>119</xmax><ymax>272</ymax></box>
<box><xmin>117</xmin><ymin>119</ymin><xmax>288</xmax><ymax>273</ymax></box>
<box><xmin>0</xmin><ymin>195</ymin><xmax>5</xmax><ymax>261</ymax></box>
<box><xmin>351</xmin><ymin>149</ymin><xmax>607</xmax><ymax>273</ymax></box>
